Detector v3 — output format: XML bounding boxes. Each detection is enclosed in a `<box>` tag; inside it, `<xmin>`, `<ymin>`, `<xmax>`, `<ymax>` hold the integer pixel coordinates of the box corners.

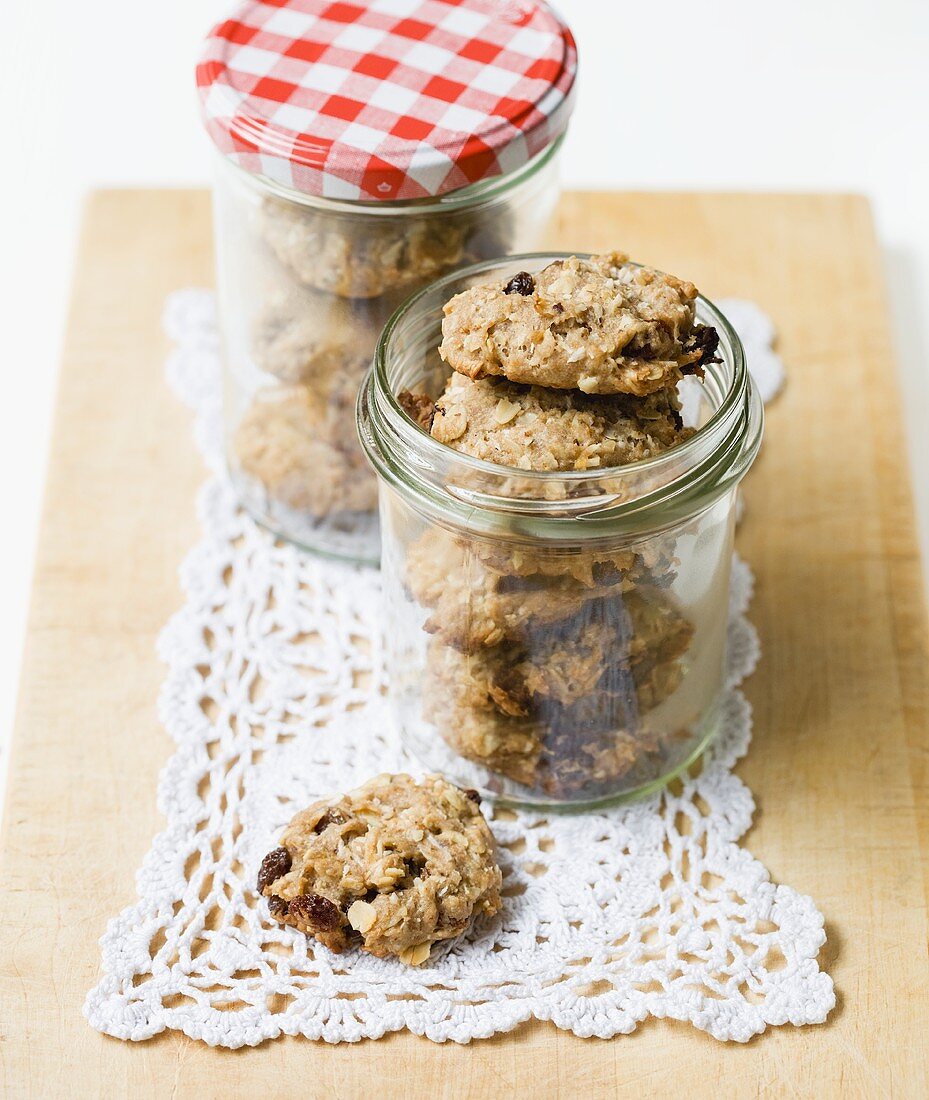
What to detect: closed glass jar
<box><xmin>212</xmin><ymin>146</ymin><xmax>563</xmax><ymax>564</ymax></box>
<box><xmin>358</xmin><ymin>255</ymin><xmax>763</xmax><ymax>807</ymax></box>
<box><xmin>197</xmin><ymin>0</ymin><xmax>578</xmax><ymax>565</ymax></box>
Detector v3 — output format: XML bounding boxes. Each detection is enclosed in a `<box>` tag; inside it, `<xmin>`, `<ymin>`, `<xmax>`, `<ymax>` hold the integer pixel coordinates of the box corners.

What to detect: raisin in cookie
<box><xmin>234</xmin><ymin>382</ymin><xmax>376</xmax><ymax>517</ymax></box>
<box><xmin>439</xmin><ymin>252</ymin><xmax>720</xmax><ymax>395</ymax></box>
<box><xmin>260</xmin><ymin>199</ymin><xmax>470</xmax><ymax>299</ymax></box>
<box><xmin>422</xmin><ymin>372</ymin><xmax>692</xmax><ymax>471</ymax></box>
<box><xmin>258</xmin><ymin>774</ymin><xmax>502</xmax><ymax>963</ymax></box>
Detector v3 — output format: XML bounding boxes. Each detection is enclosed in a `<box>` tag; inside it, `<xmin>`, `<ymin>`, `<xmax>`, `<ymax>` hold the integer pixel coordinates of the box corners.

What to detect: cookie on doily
<box><xmin>258</xmin><ymin>773</ymin><xmax>502</xmax><ymax>965</ymax></box>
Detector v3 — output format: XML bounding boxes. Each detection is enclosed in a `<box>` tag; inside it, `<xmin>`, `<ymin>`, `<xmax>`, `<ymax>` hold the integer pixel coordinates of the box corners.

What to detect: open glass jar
<box><xmin>197</xmin><ymin>0</ymin><xmax>577</xmax><ymax>565</ymax></box>
<box><xmin>358</xmin><ymin>255</ymin><xmax>764</xmax><ymax>808</ymax></box>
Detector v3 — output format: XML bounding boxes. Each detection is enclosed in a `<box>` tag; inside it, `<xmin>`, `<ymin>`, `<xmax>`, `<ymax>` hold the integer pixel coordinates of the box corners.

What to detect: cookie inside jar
<box><xmin>360</xmin><ymin>251</ymin><xmax>762</xmax><ymax>807</ymax></box>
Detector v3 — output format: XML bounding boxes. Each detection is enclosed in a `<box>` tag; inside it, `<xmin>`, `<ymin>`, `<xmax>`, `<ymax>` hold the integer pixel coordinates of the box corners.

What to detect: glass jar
<box><xmin>197</xmin><ymin>0</ymin><xmax>578</xmax><ymax>566</ymax></box>
<box><xmin>212</xmin><ymin>145</ymin><xmax>563</xmax><ymax>564</ymax></box>
<box><xmin>358</xmin><ymin>254</ymin><xmax>764</xmax><ymax>808</ymax></box>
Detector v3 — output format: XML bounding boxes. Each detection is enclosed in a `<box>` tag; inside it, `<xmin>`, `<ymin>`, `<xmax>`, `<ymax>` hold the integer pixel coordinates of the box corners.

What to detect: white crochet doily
<box><xmin>84</xmin><ymin>290</ymin><xmax>833</xmax><ymax>1047</ymax></box>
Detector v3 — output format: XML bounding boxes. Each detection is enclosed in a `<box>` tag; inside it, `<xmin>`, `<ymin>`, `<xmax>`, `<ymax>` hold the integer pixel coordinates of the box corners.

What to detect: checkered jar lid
<box><xmin>197</xmin><ymin>0</ymin><xmax>577</xmax><ymax>201</ymax></box>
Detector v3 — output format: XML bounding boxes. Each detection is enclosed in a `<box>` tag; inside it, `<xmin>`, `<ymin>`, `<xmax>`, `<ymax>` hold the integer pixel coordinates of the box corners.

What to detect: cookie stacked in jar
<box><xmin>197</xmin><ymin>0</ymin><xmax>577</xmax><ymax>564</ymax></box>
<box><xmin>359</xmin><ymin>254</ymin><xmax>763</xmax><ymax>806</ymax></box>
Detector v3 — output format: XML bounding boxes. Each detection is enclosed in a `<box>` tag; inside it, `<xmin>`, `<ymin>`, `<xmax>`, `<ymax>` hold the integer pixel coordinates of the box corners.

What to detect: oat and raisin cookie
<box><xmin>405</xmin><ymin>527</ymin><xmax>673</xmax><ymax>650</ymax></box>
<box><xmin>404</xmin><ymin>520</ymin><xmax>677</xmax><ymax>588</ymax></box>
<box><xmin>425</xmin><ymin>589</ymin><xmax>693</xmax><ymax>720</ymax></box>
<box><xmin>258</xmin><ymin>774</ymin><xmax>502</xmax><ymax>964</ymax></box>
<box><xmin>430</xmin><ymin>594</ymin><xmax>690</xmax><ymax>712</ymax></box>
<box><xmin>439</xmin><ymin>252</ymin><xmax>720</xmax><ymax>396</ymax></box>
<box><xmin>415</xmin><ymin>573</ymin><xmax>693</xmax><ymax>794</ymax></box>
<box><xmin>422</xmin><ymin>371</ymin><xmax>692</xmax><ymax>470</ymax></box>
<box><xmin>234</xmin><ymin>382</ymin><xmax>377</xmax><ymax>516</ymax></box>
<box><xmin>424</xmin><ymin>686</ymin><xmax>667</xmax><ymax>798</ymax></box>
<box><xmin>407</xmin><ymin>528</ymin><xmax>635</xmax><ymax>650</ymax></box>
<box><xmin>251</xmin><ymin>284</ymin><xmax>390</xmax><ymax>385</ymax></box>
<box><xmin>260</xmin><ymin>198</ymin><xmax>470</xmax><ymax>299</ymax></box>
<box><xmin>460</xmin><ymin>533</ymin><xmax>676</xmax><ymax>589</ymax></box>
<box><xmin>422</xmin><ymin>590</ymin><xmax>692</xmax><ymax>798</ymax></box>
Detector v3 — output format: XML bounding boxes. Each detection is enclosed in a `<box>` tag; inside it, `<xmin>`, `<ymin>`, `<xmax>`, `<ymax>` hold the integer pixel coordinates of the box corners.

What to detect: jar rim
<box><xmin>358</xmin><ymin>252</ymin><xmax>764</xmax><ymax>538</ymax></box>
<box><xmin>215</xmin><ymin>132</ymin><xmax>564</xmax><ymax>216</ymax></box>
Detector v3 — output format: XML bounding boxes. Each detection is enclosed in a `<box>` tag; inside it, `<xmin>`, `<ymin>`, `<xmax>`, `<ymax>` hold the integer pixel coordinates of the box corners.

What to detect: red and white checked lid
<box><xmin>197</xmin><ymin>0</ymin><xmax>577</xmax><ymax>201</ymax></box>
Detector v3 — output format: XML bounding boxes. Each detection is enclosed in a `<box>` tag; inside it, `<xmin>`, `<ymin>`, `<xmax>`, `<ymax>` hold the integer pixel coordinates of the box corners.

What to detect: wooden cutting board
<box><xmin>1</xmin><ymin>190</ymin><xmax>927</xmax><ymax>1097</ymax></box>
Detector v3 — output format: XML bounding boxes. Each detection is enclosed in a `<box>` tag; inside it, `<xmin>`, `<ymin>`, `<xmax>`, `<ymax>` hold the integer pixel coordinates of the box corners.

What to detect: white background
<box><xmin>1</xmin><ymin>0</ymin><xmax>927</xmax><ymax>779</ymax></box>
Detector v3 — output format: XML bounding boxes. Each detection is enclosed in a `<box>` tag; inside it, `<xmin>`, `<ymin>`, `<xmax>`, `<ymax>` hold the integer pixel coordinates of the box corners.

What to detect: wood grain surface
<box><xmin>1</xmin><ymin>190</ymin><xmax>927</xmax><ymax>1098</ymax></box>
